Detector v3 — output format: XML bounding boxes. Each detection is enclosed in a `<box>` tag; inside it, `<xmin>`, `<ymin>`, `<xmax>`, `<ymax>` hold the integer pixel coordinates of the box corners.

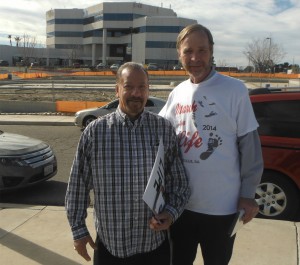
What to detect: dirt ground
<box><xmin>0</xmin><ymin>88</ymin><xmax>172</xmax><ymax>102</ymax></box>
<box><xmin>0</xmin><ymin>75</ymin><xmax>292</xmax><ymax>103</ymax></box>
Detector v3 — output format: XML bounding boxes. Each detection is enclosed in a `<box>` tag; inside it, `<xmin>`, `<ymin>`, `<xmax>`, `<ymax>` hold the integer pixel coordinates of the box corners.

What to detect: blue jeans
<box><xmin>171</xmin><ymin>210</ymin><xmax>236</xmax><ymax>265</ymax></box>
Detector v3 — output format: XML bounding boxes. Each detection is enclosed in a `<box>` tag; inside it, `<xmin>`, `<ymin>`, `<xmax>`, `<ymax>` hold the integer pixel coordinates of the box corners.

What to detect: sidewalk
<box><xmin>0</xmin><ymin>203</ymin><xmax>299</xmax><ymax>265</ymax></box>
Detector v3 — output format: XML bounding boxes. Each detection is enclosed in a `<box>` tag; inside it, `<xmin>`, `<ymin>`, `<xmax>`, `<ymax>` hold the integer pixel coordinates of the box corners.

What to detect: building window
<box><xmin>51</xmin><ymin>31</ymin><xmax>83</xmax><ymax>37</ymax></box>
<box><xmin>47</xmin><ymin>19</ymin><xmax>83</xmax><ymax>25</ymax></box>
<box><xmin>140</xmin><ymin>26</ymin><xmax>181</xmax><ymax>33</ymax></box>
<box><xmin>103</xmin><ymin>13</ymin><xmax>133</xmax><ymax>21</ymax></box>
<box><xmin>55</xmin><ymin>44</ymin><xmax>82</xmax><ymax>49</ymax></box>
<box><xmin>83</xmin><ymin>30</ymin><xmax>103</xmax><ymax>38</ymax></box>
<box><xmin>83</xmin><ymin>16</ymin><xmax>95</xmax><ymax>24</ymax></box>
<box><xmin>146</xmin><ymin>41</ymin><xmax>176</xmax><ymax>48</ymax></box>
<box><xmin>110</xmin><ymin>45</ymin><xmax>125</xmax><ymax>57</ymax></box>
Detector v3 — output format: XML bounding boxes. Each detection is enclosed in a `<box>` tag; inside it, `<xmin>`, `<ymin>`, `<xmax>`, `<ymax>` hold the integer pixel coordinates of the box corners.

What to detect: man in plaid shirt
<box><xmin>65</xmin><ymin>62</ymin><xmax>190</xmax><ymax>265</ymax></box>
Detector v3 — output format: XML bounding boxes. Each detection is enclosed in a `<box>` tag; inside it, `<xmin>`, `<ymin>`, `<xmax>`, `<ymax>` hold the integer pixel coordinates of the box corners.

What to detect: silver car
<box><xmin>74</xmin><ymin>96</ymin><xmax>166</xmax><ymax>128</ymax></box>
<box><xmin>0</xmin><ymin>130</ymin><xmax>57</xmax><ymax>191</ymax></box>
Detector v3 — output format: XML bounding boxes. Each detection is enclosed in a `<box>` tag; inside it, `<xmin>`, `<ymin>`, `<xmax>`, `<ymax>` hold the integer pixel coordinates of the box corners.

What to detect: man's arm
<box><xmin>238</xmin><ymin>130</ymin><xmax>264</xmax><ymax>223</ymax></box>
<box><xmin>65</xmin><ymin>130</ymin><xmax>93</xmax><ymax>241</ymax></box>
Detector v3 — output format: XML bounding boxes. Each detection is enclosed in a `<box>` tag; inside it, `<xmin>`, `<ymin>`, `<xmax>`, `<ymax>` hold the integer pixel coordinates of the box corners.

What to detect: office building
<box><xmin>46</xmin><ymin>2</ymin><xmax>196</xmax><ymax>68</ymax></box>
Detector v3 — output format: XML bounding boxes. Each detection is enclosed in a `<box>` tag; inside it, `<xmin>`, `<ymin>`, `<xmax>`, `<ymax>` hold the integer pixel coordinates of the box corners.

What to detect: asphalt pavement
<box><xmin>0</xmin><ymin>114</ymin><xmax>299</xmax><ymax>265</ymax></box>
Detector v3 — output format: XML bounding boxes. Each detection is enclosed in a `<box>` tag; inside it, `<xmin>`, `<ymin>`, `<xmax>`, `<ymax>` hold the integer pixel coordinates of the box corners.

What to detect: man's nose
<box><xmin>130</xmin><ymin>87</ymin><xmax>143</xmax><ymax>96</ymax></box>
<box><xmin>191</xmin><ymin>52</ymin><xmax>200</xmax><ymax>61</ymax></box>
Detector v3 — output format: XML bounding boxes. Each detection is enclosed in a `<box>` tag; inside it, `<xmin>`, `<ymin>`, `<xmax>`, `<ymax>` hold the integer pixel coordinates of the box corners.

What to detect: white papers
<box><xmin>228</xmin><ymin>209</ymin><xmax>245</xmax><ymax>237</ymax></box>
<box><xmin>142</xmin><ymin>138</ymin><xmax>165</xmax><ymax>215</ymax></box>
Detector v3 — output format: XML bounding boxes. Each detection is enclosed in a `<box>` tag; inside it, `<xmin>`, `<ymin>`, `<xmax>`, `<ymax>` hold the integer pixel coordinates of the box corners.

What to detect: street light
<box><xmin>247</xmin><ymin>52</ymin><xmax>251</xmax><ymax>72</ymax></box>
<box><xmin>266</xmin><ymin>37</ymin><xmax>271</xmax><ymax>72</ymax></box>
<box><xmin>129</xmin><ymin>27</ymin><xmax>133</xmax><ymax>61</ymax></box>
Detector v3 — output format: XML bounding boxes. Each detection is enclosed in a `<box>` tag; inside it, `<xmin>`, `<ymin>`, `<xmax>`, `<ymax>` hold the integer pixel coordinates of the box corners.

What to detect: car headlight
<box><xmin>0</xmin><ymin>157</ymin><xmax>27</xmax><ymax>166</ymax></box>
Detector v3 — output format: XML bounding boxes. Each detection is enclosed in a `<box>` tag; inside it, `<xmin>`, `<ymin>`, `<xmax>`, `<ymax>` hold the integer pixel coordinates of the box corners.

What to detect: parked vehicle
<box><xmin>250</xmin><ymin>88</ymin><xmax>300</xmax><ymax>220</ymax></box>
<box><xmin>96</xmin><ymin>62</ymin><xmax>107</xmax><ymax>69</ymax></box>
<box><xmin>74</xmin><ymin>96</ymin><xmax>166</xmax><ymax>128</ymax></box>
<box><xmin>173</xmin><ymin>65</ymin><xmax>182</xmax><ymax>70</ymax></box>
<box><xmin>0</xmin><ymin>60</ymin><xmax>9</xmax><ymax>66</ymax></box>
<box><xmin>110</xmin><ymin>63</ymin><xmax>120</xmax><ymax>70</ymax></box>
<box><xmin>72</xmin><ymin>62</ymin><xmax>80</xmax><ymax>68</ymax></box>
<box><xmin>30</xmin><ymin>62</ymin><xmax>39</xmax><ymax>67</ymax></box>
<box><xmin>147</xmin><ymin>63</ymin><xmax>159</xmax><ymax>70</ymax></box>
<box><xmin>0</xmin><ymin>130</ymin><xmax>57</xmax><ymax>191</ymax></box>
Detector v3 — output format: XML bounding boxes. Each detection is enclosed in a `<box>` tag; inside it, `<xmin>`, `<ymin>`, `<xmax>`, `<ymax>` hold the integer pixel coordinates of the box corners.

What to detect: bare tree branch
<box><xmin>243</xmin><ymin>37</ymin><xmax>286</xmax><ymax>72</ymax></box>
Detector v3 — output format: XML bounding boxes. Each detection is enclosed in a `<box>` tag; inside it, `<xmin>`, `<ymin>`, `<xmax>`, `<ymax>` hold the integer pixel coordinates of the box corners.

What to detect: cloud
<box><xmin>0</xmin><ymin>0</ymin><xmax>299</xmax><ymax>66</ymax></box>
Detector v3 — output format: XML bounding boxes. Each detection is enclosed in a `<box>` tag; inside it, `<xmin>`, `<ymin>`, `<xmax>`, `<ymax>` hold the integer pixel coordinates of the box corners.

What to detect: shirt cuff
<box><xmin>71</xmin><ymin>223</ymin><xmax>90</xmax><ymax>240</ymax></box>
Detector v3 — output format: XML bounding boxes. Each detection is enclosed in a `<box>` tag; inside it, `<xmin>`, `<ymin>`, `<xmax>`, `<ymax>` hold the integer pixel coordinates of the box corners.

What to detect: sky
<box><xmin>0</xmin><ymin>0</ymin><xmax>299</xmax><ymax>67</ymax></box>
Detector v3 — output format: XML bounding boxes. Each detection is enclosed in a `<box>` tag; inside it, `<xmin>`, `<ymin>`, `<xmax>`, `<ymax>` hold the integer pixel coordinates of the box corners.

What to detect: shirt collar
<box><xmin>116</xmin><ymin>106</ymin><xmax>146</xmax><ymax>128</ymax></box>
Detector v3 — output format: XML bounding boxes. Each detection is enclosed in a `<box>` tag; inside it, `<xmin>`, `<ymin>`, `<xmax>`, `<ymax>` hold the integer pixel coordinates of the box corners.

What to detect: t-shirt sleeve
<box><xmin>236</xmin><ymin>90</ymin><xmax>258</xmax><ymax>137</ymax></box>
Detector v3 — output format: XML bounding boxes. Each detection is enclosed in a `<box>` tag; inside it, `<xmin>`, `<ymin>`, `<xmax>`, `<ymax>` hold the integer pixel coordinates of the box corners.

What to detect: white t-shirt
<box><xmin>159</xmin><ymin>72</ymin><xmax>258</xmax><ymax>215</ymax></box>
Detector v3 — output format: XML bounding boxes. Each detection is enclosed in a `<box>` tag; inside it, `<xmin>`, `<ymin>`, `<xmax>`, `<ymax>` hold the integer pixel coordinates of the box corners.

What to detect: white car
<box><xmin>110</xmin><ymin>63</ymin><xmax>120</xmax><ymax>70</ymax></box>
<box><xmin>74</xmin><ymin>96</ymin><xmax>166</xmax><ymax>128</ymax></box>
<box><xmin>96</xmin><ymin>63</ymin><xmax>107</xmax><ymax>69</ymax></box>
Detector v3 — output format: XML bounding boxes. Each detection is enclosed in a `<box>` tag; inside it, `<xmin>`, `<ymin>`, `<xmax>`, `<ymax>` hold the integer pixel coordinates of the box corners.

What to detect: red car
<box><xmin>250</xmin><ymin>88</ymin><xmax>300</xmax><ymax>220</ymax></box>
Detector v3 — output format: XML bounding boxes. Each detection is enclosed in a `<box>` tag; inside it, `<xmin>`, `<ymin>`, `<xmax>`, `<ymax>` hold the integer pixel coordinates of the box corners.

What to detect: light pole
<box><xmin>266</xmin><ymin>37</ymin><xmax>271</xmax><ymax>73</ymax></box>
<box><xmin>247</xmin><ymin>52</ymin><xmax>251</xmax><ymax>73</ymax></box>
<box><xmin>129</xmin><ymin>27</ymin><xmax>133</xmax><ymax>61</ymax></box>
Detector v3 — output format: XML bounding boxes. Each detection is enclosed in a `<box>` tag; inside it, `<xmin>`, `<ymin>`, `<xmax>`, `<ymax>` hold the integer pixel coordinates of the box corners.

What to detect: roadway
<box><xmin>0</xmin><ymin>125</ymin><xmax>81</xmax><ymax>206</ymax></box>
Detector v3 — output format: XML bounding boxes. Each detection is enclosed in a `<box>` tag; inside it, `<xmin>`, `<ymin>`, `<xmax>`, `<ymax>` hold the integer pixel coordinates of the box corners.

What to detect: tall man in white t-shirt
<box><xmin>159</xmin><ymin>24</ymin><xmax>263</xmax><ymax>265</ymax></box>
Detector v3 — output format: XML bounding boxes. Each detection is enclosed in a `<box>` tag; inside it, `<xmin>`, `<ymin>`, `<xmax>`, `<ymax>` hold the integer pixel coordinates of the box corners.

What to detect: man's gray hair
<box><xmin>116</xmin><ymin>62</ymin><xmax>149</xmax><ymax>83</ymax></box>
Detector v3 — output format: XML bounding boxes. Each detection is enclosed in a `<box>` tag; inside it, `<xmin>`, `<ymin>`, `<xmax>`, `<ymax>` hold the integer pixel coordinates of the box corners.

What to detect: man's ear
<box><xmin>115</xmin><ymin>84</ymin><xmax>119</xmax><ymax>97</ymax></box>
<box><xmin>177</xmin><ymin>49</ymin><xmax>181</xmax><ymax>61</ymax></box>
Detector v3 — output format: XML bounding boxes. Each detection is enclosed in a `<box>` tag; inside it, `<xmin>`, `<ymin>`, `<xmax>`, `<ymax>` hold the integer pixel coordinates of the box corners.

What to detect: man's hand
<box><xmin>149</xmin><ymin>211</ymin><xmax>173</xmax><ymax>231</ymax></box>
<box><xmin>73</xmin><ymin>235</ymin><xmax>97</xmax><ymax>261</ymax></box>
<box><xmin>238</xmin><ymin>197</ymin><xmax>259</xmax><ymax>224</ymax></box>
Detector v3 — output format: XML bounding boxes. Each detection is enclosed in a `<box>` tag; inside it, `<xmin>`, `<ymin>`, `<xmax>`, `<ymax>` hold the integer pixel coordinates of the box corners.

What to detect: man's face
<box><xmin>116</xmin><ymin>68</ymin><xmax>149</xmax><ymax>120</ymax></box>
<box><xmin>178</xmin><ymin>30</ymin><xmax>213</xmax><ymax>84</ymax></box>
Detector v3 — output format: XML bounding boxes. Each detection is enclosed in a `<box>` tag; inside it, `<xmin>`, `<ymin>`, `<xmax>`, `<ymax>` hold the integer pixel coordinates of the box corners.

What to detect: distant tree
<box><xmin>15</xmin><ymin>36</ymin><xmax>22</xmax><ymax>47</ymax></box>
<box><xmin>8</xmin><ymin>35</ymin><xmax>12</xmax><ymax>46</ymax></box>
<box><xmin>66</xmin><ymin>44</ymin><xmax>83</xmax><ymax>66</ymax></box>
<box><xmin>291</xmin><ymin>64</ymin><xmax>299</xmax><ymax>73</ymax></box>
<box><xmin>243</xmin><ymin>37</ymin><xmax>285</xmax><ymax>72</ymax></box>
<box><xmin>216</xmin><ymin>59</ymin><xmax>228</xmax><ymax>67</ymax></box>
<box><xmin>20</xmin><ymin>34</ymin><xmax>38</xmax><ymax>65</ymax></box>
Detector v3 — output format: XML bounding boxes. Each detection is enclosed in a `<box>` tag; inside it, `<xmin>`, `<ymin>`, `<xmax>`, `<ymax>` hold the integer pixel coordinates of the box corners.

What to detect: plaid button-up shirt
<box><xmin>65</xmin><ymin>107</ymin><xmax>190</xmax><ymax>258</ymax></box>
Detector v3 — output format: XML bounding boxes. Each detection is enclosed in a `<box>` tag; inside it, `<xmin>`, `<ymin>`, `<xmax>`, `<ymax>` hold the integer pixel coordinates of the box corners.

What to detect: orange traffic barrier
<box><xmin>69</xmin><ymin>71</ymin><xmax>116</xmax><ymax>76</ymax></box>
<box><xmin>0</xmin><ymin>73</ymin><xmax>9</xmax><ymax>79</ymax></box>
<box><xmin>12</xmin><ymin>72</ymin><xmax>53</xmax><ymax>79</ymax></box>
<box><xmin>56</xmin><ymin>101</ymin><xmax>108</xmax><ymax>113</ymax></box>
<box><xmin>6</xmin><ymin>70</ymin><xmax>300</xmax><ymax>79</ymax></box>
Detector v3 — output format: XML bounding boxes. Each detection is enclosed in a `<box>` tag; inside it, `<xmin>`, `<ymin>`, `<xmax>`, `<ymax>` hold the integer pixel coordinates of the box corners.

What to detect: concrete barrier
<box><xmin>0</xmin><ymin>100</ymin><xmax>56</xmax><ymax>113</ymax></box>
<box><xmin>0</xmin><ymin>100</ymin><xmax>109</xmax><ymax>114</ymax></box>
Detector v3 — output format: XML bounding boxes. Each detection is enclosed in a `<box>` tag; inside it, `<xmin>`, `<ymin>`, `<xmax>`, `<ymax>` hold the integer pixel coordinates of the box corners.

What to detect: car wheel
<box><xmin>255</xmin><ymin>171</ymin><xmax>300</xmax><ymax>220</ymax></box>
<box><xmin>83</xmin><ymin>116</ymin><xmax>96</xmax><ymax>127</ymax></box>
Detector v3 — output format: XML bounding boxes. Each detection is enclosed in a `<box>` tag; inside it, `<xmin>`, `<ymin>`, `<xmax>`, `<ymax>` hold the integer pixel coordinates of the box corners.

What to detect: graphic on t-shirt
<box><xmin>204</xmin><ymin>111</ymin><xmax>217</xmax><ymax>117</ymax></box>
<box><xmin>198</xmin><ymin>97</ymin><xmax>217</xmax><ymax>118</ymax></box>
<box><xmin>200</xmin><ymin>133</ymin><xmax>222</xmax><ymax>160</ymax></box>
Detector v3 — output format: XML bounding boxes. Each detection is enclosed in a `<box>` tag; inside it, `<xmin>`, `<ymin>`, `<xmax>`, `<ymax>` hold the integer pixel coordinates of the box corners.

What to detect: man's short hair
<box><xmin>116</xmin><ymin>62</ymin><xmax>149</xmax><ymax>84</ymax></box>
